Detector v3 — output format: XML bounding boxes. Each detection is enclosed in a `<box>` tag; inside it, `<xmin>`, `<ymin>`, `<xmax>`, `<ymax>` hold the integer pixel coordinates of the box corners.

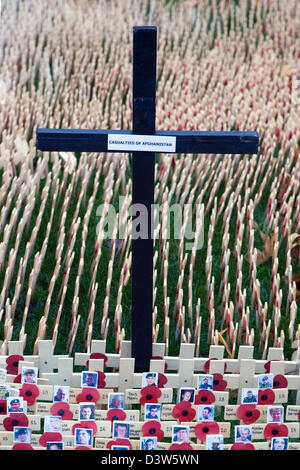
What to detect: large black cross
<box><xmin>36</xmin><ymin>26</ymin><xmax>259</xmax><ymax>372</ymax></box>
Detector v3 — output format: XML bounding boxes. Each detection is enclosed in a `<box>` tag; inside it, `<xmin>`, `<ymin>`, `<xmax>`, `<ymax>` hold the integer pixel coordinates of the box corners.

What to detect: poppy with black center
<box><xmin>194</xmin><ymin>389</ymin><xmax>216</xmax><ymax>405</ymax></box>
<box><xmin>172</xmin><ymin>401</ymin><xmax>196</xmax><ymax>423</ymax></box>
<box><xmin>0</xmin><ymin>400</ymin><xmax>7</xmax><ymax>414</ymax></box>
<box><xmin>194</xmin><ymin>421</ymin><xmax>220</xmax><ymax>441</ymax></box>
<box><xmin>142</xmin><ymin>420</ymin><xmax>164</xmax><ymax>441</ymax></box>
<box><xmin>236</xmin><ymin>405</ymin><xmax>260</xmax><ymax>424</ymax></box>
<box><xmin>272</xmin><ymin>374</ymin><xmax>288</xmax><ymax>389</ymax></box>
<box><xmin>258</xmin><ymin>388</ymin><xmax>275</xmax><ymax>405</ymax></box>
<box><xmin>139</xmin><ymin>385</ymin><xmax>161</xmax><ymax>405</ymax></box>
<box><xmin>264</xmin><ymin>423</ymin><xmax>288</xmax><ymax>440</ymax></box>
<box><xmin>50</xmin><ymin>402</ymin><xmax>73</xmax><ymax>420</ymax></box>
<box><xmin>3</xmin><ymin>413</ymin><xmax>29</xmax><ymax>431</ymax></box>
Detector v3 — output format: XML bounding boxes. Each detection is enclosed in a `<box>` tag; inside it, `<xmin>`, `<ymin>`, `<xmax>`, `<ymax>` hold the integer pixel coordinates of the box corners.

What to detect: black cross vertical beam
<box><xmin>131</xmin><ymin>27</ymin><xmax>156</xmax><ymax>372</ymax></box>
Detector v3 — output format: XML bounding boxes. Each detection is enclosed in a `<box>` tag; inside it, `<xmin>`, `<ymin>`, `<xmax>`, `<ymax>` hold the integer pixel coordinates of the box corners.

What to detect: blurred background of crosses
<box><xmin>0</xmin><ymin>0</ymin><xmax>299</xmax><ymax>361</ymax></box>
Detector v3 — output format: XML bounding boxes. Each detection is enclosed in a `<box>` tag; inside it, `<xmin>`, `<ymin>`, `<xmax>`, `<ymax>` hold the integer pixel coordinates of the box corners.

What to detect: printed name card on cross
<box><xmin>36</xmin><ymin>26</ymin><xmax>259</xmax><ymax>373</ymax></box>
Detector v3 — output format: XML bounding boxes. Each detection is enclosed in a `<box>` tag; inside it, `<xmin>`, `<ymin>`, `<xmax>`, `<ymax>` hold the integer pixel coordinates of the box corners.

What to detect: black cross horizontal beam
<box><xmin>36</xmin><ymin>128</ymin><xmax>259</xmax><ymax>155</ymax></box>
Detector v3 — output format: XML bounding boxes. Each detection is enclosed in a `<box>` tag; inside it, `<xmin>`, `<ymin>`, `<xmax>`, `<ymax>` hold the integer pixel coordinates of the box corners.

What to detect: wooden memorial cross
<box><xmin>36</xmin><ymin>26</ymin><xmax>259</xmax><ymax>373</ymax></box>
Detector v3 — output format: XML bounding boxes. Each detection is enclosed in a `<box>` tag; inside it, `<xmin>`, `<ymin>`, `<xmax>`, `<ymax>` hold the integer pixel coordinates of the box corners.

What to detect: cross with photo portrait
<box><xmin>198</xmin><ymin>405</ymin><xmax>214</xmax><ymax>422</ymax></box>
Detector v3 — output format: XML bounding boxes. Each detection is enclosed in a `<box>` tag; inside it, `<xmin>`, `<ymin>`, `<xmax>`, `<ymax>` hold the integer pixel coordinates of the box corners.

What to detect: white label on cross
<box><xmin>107</xmin><ymin>134</ymin><xmax>176</xmax><ymax>152</ymax></box>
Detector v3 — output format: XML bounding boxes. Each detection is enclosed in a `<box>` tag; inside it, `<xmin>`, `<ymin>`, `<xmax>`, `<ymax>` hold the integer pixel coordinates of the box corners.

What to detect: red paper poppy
<box><xmin>13</xmin><ymin>374</ymin><xmax>22</xmax><ymax>383</ymax></box>
<box><xmin>74</xmin><ymin>446</ymin><xmax>92</xmax><ymax>450</ymax></box>
<box><xmin>105</xmin><ymin>408</ymin><xmax>127</xmax><ymax>424</ymax></box>
<box><xmin>272</xmin><ymin>374</ymin><xmax>288</xmax><ymax>389</ymax></box>
<box><xmin>158</xmin><ymin>373</ymin><xmax>168</xmax><ymax>388</ymax></box>
<box><xmin>169</xmin><ymin>443</ymin><xmax>194</xmax><ymax>450</ymax></box>
<box><xmin>39</xmin><ymin>432</ymin><xmax>63</xmax><ymax>447</ymax></box>
<box><xmin>230</xmin><ymin>443</ymin><xmax>255</xmax><ymax>450</ymax></box>
<box><xmin>194</xmin><ymin>421</ymin><xmax>220</xmax><ymax>441</ymax></box>
<box><xmin>142</xmin><ymin>420</ymin><xmax>164</xmax><ymax>441</ymax></box>
<box><xmin>72</xmin><ymin>420</ymin><xmax>98</xmax><ymax>436</ymax></box>
<box><xmin>12</xmin><ymin>443</ymin><xmax>34</xmax><ymax>450</ymax></box>
<box><xmin>19</xmin><ymin>384</ymin><xmax>40</xmax><ymax>406</ymax></box>
<box><xmin>96</xmin><ymin>371</ymin><xmax>106</xmax><ymax>388</ymax></box>
<box><xmin>212</xmin><ymin>373</ymin><xmax>227</xmax><ymax>391</ymax></box>
<box><xmin>76</xmin><ymin>387</ymin><xmax>100</xmax><ymax>404</ymax></box>
<box><xmin>204</xmin><ymin>358</ymin><xmax>227</xmax><ymax>373</ymax></box>
<box><xmin>86</xmin><ymin>352</ymin><xmax>108</xmax><ymax>371</ymax></box>
<box><xmin>194</xmin><ymin>389</ymin><xmax>216</xmax><ymax>405</ymax></box>
<box><xmin>6</xmin><ymin>355</ymin><xmax>24</xmax><ymax>375</ymax></box>
<box><xmin>139</xmin><ymin>385</ymin><xmax>162</xmax><ymax>406</ymax></box>
<box><xmin>50</xmin><ymin>402</ymin><xmax>74</xmax><ymax>420</ymax></box>
<box><xmin>258</xmin><ymin>388</ymin><xmax>275</xmax><ymax>405</ymax></box>
<box><xmin>264</xmin><ymin>423</ymin><xmax>289</xmax><ymax>440</ymax></box>
<box><xmin>3</xmin><ymin>413</ymin><xmax>29</xmax><ymax>431</ymax></box>
<box><xmin>236</xmin><ymin>404</ymin><xmax>260</xmax><ymax>424</ymax></box>
<box><xmin>106</xmin><ymin>438</ymin><xmax>132</xmax><ymax>450</ymax></box>
<box><xmin>172</xmin><ymin>401</ymin><xmax>196</xmax><ymax>423</ymax></box>
<box><xmin>0</xmin><ymin>400</ymin><xmax>7</xmax><ymax>415</ymax></box>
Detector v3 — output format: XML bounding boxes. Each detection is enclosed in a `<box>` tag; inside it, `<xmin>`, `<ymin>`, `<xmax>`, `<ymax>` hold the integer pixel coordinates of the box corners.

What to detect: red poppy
<box><xmin>105</xmin><ymin>408</ymin><xmax>127</xmax><ymax>424</ymax></box>
<box><xmin>50</xmin><ymin>402</ymin><xmax>74</xmax><ymax>420</ymax></box>
<box><xmin>0</xmin><ymin>400</ymin><xmax>7</xmax><ymax>415</ymax></box>
<box><xmin>76</xmin><ymin>387</ymin><xmax>100</xmax><ymax>404</ymax></box>
<box><xmin>142</xmin><ymin>420</ymin><xmax>164</xmax><ymax>441</ymax></box>
<box><xmin>194</xmin><ymin>421</ymin><xmax>220</xmax><ymax>441</ymax></box>
<box><xmin>72</xmin><ymin>421</ymin><xmax>98</xmax><ymax>436</ymax></box>
<box><xmin>230</xmin><ymin>443</ymin><xmax>255</xmax><ymax>450</ymax></box>
<box><xmin>169</xmin><ymin>443</ymin><xmax>194</xmax><ymax>450</ymax></box>
<box><xmin>272</xmin><ymin>374</ymin><xmax>288</xmax><ymax>389</ymax></box>
<box><xmin>264</xmin><ymin>423</ymin><xmax>289</xmax><ymax>440</ymax></box>
<box><xmin>194</xmin><ymin>389</ymin><xmax>216</xmax><ymax>405</ymax></box>
<box><xmin>204</xmin><ymin>358</ymin><xmax>227</xmax><ymax>373</ymax></box>
<box><xmin>12</xmin><ymin>443</ymin><xmax>34</xmax><ymax>450</ymax></box>
<box><xmin>139</xmin><ymin>385</ymin><xmax>162</xmax><ymax>406</ymax></box>
<box><xmin>3</xmin><ymin>413</ymin><xmax>29</xmax><ymax>431</ymax></box>
<box><xmin>39</xmin><ymin>432</ymin><xmax>63</xmax><ymax>447</ymax></box>
<box><xmin>158</xmin><ymin>373</ymin><xmax>168</xmax><ymax>388</ymax></box>
<box><xmin>13</xmin><ymin>374</ymin><xmax>22</xmax><ymax>383</ymax></box>
<box><xmin>96</xmin><ymin>371</ymin><xmax>106</xmax><ymax>388</ymax></box>
<box><xmin>172</xmin><ymin>401</ymin><xmax>196</xmax><ymax>423</ymax></box>
<box><xmin>74</xmin><ymin>446</ymin><xmax>92</xmax><ymax>450</ymax></box>
<box><xmin>19</xmin><ymin>384</ymin><xmax>40</xmax><ymax>406</ymax></box>
<box><xmin>86</xmin><ymin>352</ymin><xmax>108</xmax><ymax>371</ymax></box>
<box><xmin>258</xmin><ymin>388</ymin><xmax>275</xmax><ymax>405</ymax></box>
<box><xmin>6</xmin><ymin>355</ymin><xmax>24</xmax><ymax>375</ymax></box>
<box><xmin>212</xmin><ymin>373</ymin><xmax>227</xmax><ymax>391</ymax></box>
<box><xmin>106</xmin><ymin>438</ymin><xmax>132</xmax><ymax>450</ymax></box>
<box><xmin>236</xmin><ymin>404</ymin><xmax>260</xmax><ymax>424</ymax></box>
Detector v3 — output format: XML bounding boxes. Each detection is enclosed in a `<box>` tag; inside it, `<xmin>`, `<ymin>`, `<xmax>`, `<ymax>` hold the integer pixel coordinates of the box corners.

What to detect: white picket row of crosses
<box><xmin>0</xmin><ymin>339</ymin><xmax>300</xmax><ymax>450</ymax></box>
<box><xmin>1</xmin><ymin>340</ymin><xmax>300</xmax><ymax>399</ymax></box>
